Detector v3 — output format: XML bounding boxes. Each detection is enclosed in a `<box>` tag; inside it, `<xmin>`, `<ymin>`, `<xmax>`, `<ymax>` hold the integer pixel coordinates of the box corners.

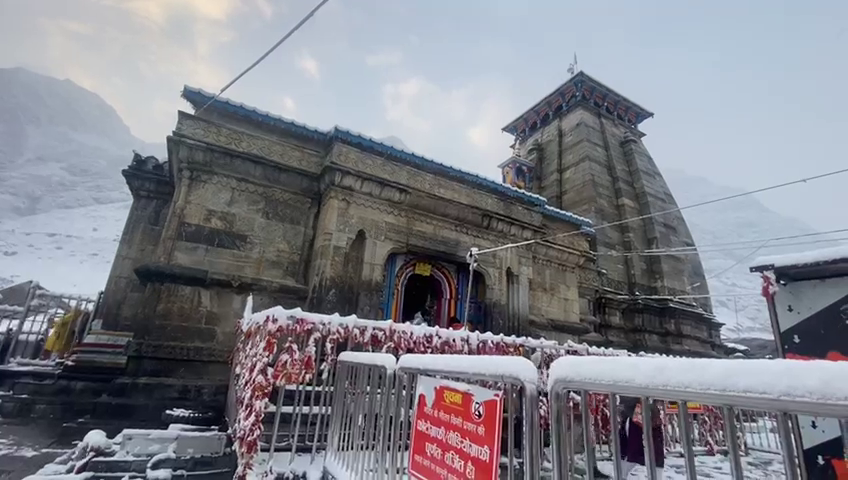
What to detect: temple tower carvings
<box><xmin>501</xmin><ymin>72</ymin><xmax>721</xmax><ymax>353</ymax></box>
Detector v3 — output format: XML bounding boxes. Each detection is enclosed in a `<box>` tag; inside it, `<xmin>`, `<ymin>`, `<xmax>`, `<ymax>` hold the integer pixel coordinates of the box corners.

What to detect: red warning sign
<box><xmin>408</xmin><ymin>376</ymin><xmax>504</xmax><ymax>480</ymax></box>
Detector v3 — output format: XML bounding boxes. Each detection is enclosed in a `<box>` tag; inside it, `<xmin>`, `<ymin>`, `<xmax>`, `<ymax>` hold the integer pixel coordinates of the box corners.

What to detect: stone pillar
<box><xmin>307</xmin><ymin>192</ymin><xmax>348</xmax><ymax>315</ymax></box>
<box><xmin>100</xmin><ymin>155</ymin><xmax>174</xmax><ymax>331</ymax></box>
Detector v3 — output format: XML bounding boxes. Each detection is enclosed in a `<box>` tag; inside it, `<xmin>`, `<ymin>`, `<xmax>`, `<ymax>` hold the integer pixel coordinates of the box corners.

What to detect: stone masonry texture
<box><xmin>102</xmin><ymin>85</ymin><xmax>723</xmax><ymax>381</ymax></box>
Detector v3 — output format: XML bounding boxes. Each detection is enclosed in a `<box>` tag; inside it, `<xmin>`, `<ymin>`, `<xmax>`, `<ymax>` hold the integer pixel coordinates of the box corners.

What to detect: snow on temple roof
<box><xmin>548</xmin><ymin>355</ymin><xmax>848</xmax><ymax>406</ymax></box>
<box><xmin>750</xmin><ymin>244</ymin><xmax>848</xmax><ymax>272</ymax></box>
<box><xmin>181</xmin><ymin>86</ymin><xmax>593</xmax><ymax>230</ymax></box>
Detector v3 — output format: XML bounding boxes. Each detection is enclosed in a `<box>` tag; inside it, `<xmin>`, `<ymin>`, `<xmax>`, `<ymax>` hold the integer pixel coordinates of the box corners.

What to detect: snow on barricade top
<box><xmin>337</xmin><ymin>351</ymin><xmax>397</xmax><ymax>370</ymax></box>
<box><xmin>547</xmin><ymin>355</ymin><xmax>848</xmax><ymax>405</ymax></box>
<box><xmin>752</xmin><ymin>244</ymin><xmax>848</xmax><ymax>271</ymax></box>
<box><xmin>121</xmin><ymin>428</ymin><xmax>223</xmax><ymax>438</ymax></box>
<box><xmin>397</xmin><ymin>354</ymin><xmax>538</xmax><ymax>385</ymax></box>
<box><xmin>242</xmin><ymin>306</ymin><xmax>631</xmax><ymax>356</ymax></box>
<box><xmin>36</xmin><ymin>289</ymin><xmax>96</xmax><ymax>300</ymax></box>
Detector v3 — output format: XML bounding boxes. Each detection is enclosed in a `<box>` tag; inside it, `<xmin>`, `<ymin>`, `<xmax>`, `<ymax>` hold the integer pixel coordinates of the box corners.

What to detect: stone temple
<box><xmin>100</xmin><ymin>71</ymin><xmax>722</xmax><ymax>381</ymax></box>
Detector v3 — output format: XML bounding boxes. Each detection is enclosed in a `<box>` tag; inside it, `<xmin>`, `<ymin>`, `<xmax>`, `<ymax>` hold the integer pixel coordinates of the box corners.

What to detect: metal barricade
<box><xmin>389</xmin><ymin>354</ymin><xmax>542</xmax><ymax>480</ymax></box>
<box><xmin>324</xmin><ymin>352</ymin><xmax>396</xmax><ymax>480</ymax></box>
<box><xmin>739</xmin><ymin>409</ymin><xmax>782</xmax><ymax>454</ymax></box>
<box><xmin>548</xmin><ymin>356</ymin><xmax>848</xmax><ymax>480</ymax></box>
<box><xmin>1</xmin><ymin>282</ymin><xmax>100</xmax><ymax>365</ymax></box>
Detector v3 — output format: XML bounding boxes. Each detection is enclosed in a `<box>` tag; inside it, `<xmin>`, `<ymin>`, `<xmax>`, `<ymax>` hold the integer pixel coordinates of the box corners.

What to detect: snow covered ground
<box><xmin>0</xmin><ymin>201</ymin><xmax>130</xmax><ymax>294</ymax></box>
<box><xmin>249</xmin><ymin>450</ymin><xmax>787</xmax><ymax>479</ymax></box>
<box><xmin>595</xmin><ymin>451</ymin><xmax>786</xmax><ymax>479</ymax></box>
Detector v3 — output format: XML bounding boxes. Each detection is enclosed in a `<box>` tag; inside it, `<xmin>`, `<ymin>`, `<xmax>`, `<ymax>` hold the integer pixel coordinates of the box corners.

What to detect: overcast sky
<box><xmin>1</xmin><ymin>0</ymin><xmax>846</xmax><ymax>230</ymax></box>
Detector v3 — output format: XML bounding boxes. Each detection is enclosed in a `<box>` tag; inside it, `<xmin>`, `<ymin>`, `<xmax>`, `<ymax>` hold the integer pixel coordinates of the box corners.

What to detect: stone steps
<box><xmin>0</xmin><ymin>367</ymin><xmax>226</xmax><ymax>423</ymax></box>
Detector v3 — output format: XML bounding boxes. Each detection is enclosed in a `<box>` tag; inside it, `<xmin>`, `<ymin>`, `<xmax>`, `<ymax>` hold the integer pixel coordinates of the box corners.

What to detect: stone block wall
<box><xmin>100</xmin><ymin>164</ymin><xmax>173</xmax><ymax>333</ymax></box>
<box><xmin>519</xmin><ymin>105</ymin><xmax>712</xmax><ymax>302</ymax></box>
<box><xmin>100</xmin><ymin>108</ymin><xmax>597</xmax><ymax>378</ymax></box>
<box><xmin>516</xmin><ymin>103</ymin><xmax>721</xmax><ymax>355</ymax></box>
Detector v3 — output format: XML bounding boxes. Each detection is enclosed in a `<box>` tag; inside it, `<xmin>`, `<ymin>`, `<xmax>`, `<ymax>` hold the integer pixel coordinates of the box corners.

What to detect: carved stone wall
<box><xmin>102</xmin><ymin>109</ymin><xmax>595</xmax><ymax>379</ymax></box>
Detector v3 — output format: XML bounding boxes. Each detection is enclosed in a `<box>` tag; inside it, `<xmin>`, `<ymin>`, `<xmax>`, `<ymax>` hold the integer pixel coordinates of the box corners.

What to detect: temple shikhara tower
<box><xmin>500</xmin><ymin>71</ymin><xmax>717</xmax><ymax>350</ymax></box>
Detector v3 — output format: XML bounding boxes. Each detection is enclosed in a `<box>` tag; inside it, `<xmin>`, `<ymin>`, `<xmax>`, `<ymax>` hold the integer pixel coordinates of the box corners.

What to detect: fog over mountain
<box><xmin>0</xmin><ymin>69</ymin><xmax>835</xmax><ymax>342</ymax></box>
<box><xmin>665</xmin><ymin>169</ymin><xmax>842</xmax><ymax>340</ymax></box>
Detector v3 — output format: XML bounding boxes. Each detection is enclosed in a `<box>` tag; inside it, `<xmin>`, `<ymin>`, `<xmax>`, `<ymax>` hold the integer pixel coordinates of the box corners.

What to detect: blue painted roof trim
<box><xmin>180</xmin><ymin>86</ymin><xmax>594</xmax><ymax>231</ymax></box>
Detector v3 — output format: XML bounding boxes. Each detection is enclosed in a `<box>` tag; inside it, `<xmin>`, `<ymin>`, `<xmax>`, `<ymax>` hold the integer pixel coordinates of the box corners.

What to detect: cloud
<box><xmin>296</xmin><ymin>50</ymin><xmax>320</xmax><ymax>80</ymax></box>
<box><xmin>365</xmin><ymin>49</ymin><xmax>403</xmax><ymax>67</ymax></box>
<box><xmin>383</xmin><ymin>77</ymin><xmax>471</xmax><ymax>133</ymax></box>
<box><xmin>380</xmin><ymin>75</ymin><xmax>514</xmax><ymax>174</ymax></box>
<box><xmin>0</xmin><ymin>0</ymin><xmax>289</xmax><ymax>142</ymax></box>
<box><xmin>278</xmin><ymin>96</ymin><xmax>297</xmax><ymax>116</ymax></box>
<box><xmin>97</xmin><ymin>0</ymin><xmax>263</xmax><ymax>26</ymax></box>
<box><xmin>465</xmin><ymin>99</ymin><xmax>511</xmax><ymax>152</ymax></box>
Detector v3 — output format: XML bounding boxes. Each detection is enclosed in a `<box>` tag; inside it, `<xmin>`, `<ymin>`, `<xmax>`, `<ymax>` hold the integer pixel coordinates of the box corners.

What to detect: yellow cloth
<box><xmin>45</xmin><ymin>310</ymin><xmax>79</xmax><ymax>355</ymax></box>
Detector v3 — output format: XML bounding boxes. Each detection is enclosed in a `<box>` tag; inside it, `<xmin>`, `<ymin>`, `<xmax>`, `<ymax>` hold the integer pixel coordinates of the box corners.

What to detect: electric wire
<box><xmin>196</xmin><ymin>0</ymin><xmax>331</xmax><ymax>114</ymax></box>
<box><xmin>599</xmin><ymin>227</ymin><xmax>848</xmax><ymax>256</ymax></box>
<box><xmin>598</xmin><ymin>235</ymin><xmax>848</xmax><ymax>257</ymax></box>
<box><xmin>474</xmin><ymin>166</ymin><xmax>848</xmax><ymax>256</ymax></box>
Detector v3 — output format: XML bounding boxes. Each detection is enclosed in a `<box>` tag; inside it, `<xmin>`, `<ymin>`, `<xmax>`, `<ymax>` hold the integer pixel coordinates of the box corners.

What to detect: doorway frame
<box><xmin>389</xmin><ymin>257</ymin><xmax>457</xmax><ymax>327</ymax></box>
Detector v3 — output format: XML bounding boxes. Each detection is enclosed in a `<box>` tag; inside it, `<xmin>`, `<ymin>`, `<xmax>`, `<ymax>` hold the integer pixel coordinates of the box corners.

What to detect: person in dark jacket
<box><xmin>619</xmin><ymin>397</ymin><xmax>664</xmax><ymax>477</ymax></box>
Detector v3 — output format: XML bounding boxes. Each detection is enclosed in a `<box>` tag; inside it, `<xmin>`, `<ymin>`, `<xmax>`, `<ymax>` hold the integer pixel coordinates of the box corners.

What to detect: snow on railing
<box><xmin>242</xmin><ymin>306</ymin><xmax>629</xmax><ymax>356</ymax></box>
<box><xmin>230</xmin><ymin>307</ymin><xmax>731</xmax><ymax>478</ymax></box>
<box><xmin>323</xmin><ymin>352</ymin><xmax>397</xmax><ymax>480</ymax></box>
<box><xmin>547</xmin><ymin>356</ymin><xmax>848</xmax><ymax>480</ymax></box>
<box><xmin>547</xmin><ymin>356</ymin><xmax>848</xmax><ymax>412</ymax></box>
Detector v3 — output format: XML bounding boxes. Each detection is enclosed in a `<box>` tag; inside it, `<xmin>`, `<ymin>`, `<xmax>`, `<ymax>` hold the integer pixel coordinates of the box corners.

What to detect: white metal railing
<box><xmin>321</xmin><ymin>353</ymin><xmax>543</xmax><ymax>480</ymax></box>
<box><xmin>547</xmin><ymin>355</ymin><xmax>848</xmax><ymax>480</ymax></box>
<box><xmin>391</xmin><ymin>354</ymin><xmax>542</xmax><ymax>480</ymax></box>
<box><xmin>324</xmin><ymin>352</ymin><xmax>396</xmax><ymax>479</ymax></box>
<box><xmin>231</xmin><ymin>307</ymin><xmax>746</xmax><ymax>477</ymax></box>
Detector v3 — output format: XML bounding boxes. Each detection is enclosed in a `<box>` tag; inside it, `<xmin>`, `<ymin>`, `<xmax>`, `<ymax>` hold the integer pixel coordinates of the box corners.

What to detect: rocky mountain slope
<box><xmin>0</xmin><ymin>67</ymin><xmax>162</xmax><ymax>220</ymax></box>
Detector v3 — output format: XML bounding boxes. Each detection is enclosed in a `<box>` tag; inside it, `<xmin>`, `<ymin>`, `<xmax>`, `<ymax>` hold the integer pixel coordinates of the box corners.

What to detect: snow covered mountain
<box><xmin>0</xmin><ymin>201</ymin><xmax>130</xmax><ymax>294</ymax></box>
<box><xmin>0</xmin><ymin>67</ymin><xmax>162</xmax><ymax>220</ymax></box>
<box><xmin>665</xmin><ymin>169</ymin><xmax>839</xmax><ymax>340</ymax></box>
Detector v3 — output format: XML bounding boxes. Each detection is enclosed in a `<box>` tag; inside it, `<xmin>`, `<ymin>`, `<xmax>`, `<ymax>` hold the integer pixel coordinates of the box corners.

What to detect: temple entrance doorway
<box><xmin>400</xmin><ymin>273</ymin><xmax>444</xmax><ymax>325</ymax></box>
<box><xmin>386</xmin><ymin>256</ymin><xmax>459</xmax><ymax>328</ymax></box>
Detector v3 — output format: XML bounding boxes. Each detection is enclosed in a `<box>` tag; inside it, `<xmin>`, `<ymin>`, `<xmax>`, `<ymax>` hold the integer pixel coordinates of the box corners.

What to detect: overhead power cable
<box><xmin>603</xmin><ymin>227</ymin><xmax>848</xmax><ymax>255</ymax></box>
<box><xmin>475</xmin><ymin>166</ymin><xmax>848</xmax><ymax>256</ymax></box>
<box><xmin>611</xmin><ymin>292</ymin><xmax>760</xmax><ymax>300</ymax></box>
<box><xmin>688</xmin><ymin>240</ymin><xmax>771</xmax><ymax>291</ymax></box>
<box><xmin>598</xmin><ymin>235</ymin><xmax>848</xmax><ymax>257</ymax></box>
<box><xmin>196</xmin><ymin>0</ymin><xmax>331</xmax><ymax>114</ymax></box>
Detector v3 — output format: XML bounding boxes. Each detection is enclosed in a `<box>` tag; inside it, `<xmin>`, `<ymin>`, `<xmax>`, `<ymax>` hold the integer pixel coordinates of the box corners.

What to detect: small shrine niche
<box><xmin>498</xmin><ymin>155</ymin><xmax>535</xmax><ymax>191</ymax></box>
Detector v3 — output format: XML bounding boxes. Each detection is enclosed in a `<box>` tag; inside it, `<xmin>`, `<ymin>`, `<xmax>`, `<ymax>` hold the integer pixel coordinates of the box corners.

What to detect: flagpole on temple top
<box><xmin>567</xmin><ymin>52</ymin><xmax>579</xmax><ymax>76</ymax></box>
